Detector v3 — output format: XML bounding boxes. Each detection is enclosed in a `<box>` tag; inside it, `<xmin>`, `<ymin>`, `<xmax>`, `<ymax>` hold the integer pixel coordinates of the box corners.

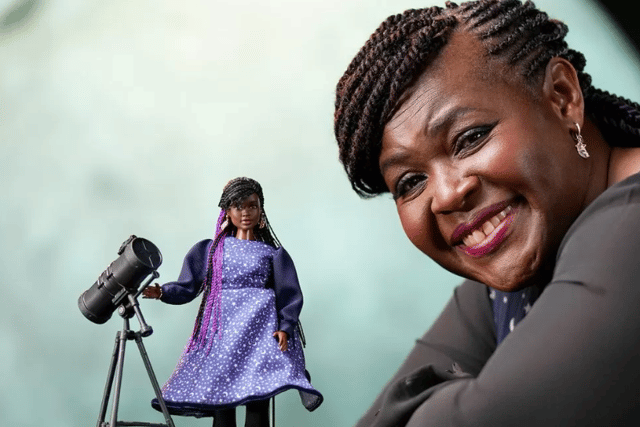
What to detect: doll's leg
<box><xmin>213</xmin><ymin>407</ymin><xmax>237</xmax><ymax>427</ymax></box>
<box><xmin>244</xmin><ymin>398</ymin><xmax>270</xmax><ymax>427</ymax></box>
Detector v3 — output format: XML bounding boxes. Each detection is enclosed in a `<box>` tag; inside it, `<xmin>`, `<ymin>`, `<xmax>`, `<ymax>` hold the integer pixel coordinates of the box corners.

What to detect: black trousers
<box><xmin>213</xmin><ymin>399</ymin><xmax>270</xmax><ymax>427</ymax></box>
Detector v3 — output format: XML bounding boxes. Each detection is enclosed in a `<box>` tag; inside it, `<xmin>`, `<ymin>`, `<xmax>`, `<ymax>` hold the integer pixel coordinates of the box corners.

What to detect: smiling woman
<box><xmin>334</xmin><ymin>0</ymin><xmax>640</xmax><ymax>426</ymax></box>
<box><xmin>378</xmin><ymin>28</ymin><xmax>606</xmax><ymax>292</ymax></box>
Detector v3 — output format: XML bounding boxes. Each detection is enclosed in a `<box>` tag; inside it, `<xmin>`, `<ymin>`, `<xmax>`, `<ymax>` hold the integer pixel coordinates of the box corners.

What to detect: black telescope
<box><xmin>79</xmin><ymin>235</ymin><xmax>162</xmax><ymax>324</ymax></box>
<box><xmin>80</xmin><ymin>235</ymin><xmax>174</xmax><ymax>427</ymax></box>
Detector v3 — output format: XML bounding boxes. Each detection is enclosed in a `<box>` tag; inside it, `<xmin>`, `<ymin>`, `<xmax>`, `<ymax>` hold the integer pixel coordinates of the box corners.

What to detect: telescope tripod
<box><xmin>96</xmin><ymin>288</ymin><xmax>175</xmax><ymax>427</ymax></box>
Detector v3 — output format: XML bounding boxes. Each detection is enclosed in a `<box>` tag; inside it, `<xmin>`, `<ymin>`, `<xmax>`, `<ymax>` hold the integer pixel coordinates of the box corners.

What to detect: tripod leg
<box><xmin>134</xmin><ymin>334</ymin><xmax>176</xmax><ymax>427</ymax></box>
<box><xmin>96</xmin><ymin>332</ymin><xmax>121</xmax><ymax>427</ymax></box>
<box><xmin>109</xmin><ymin>323</ymin><xmax>129</xmax><ymax>427</ymax></box>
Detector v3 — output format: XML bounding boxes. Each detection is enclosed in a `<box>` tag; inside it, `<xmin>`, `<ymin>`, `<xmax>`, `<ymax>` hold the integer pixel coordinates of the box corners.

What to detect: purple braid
<box><xmin>187</xmin><ymin>209</ymin><xmax>228</xmax><ymax>352</ymax></box>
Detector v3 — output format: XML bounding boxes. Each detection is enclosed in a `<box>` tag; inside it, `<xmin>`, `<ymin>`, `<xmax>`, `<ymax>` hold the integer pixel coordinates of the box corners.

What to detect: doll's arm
<box><xmin>272</xmin><ymin>247</ymin><xmax>303</xmax><ymax>338</ymax></box>
<box><xmin>159</xmin><ymin>239</ymin><xmax>211</xmax><ymax>305</ymax></box>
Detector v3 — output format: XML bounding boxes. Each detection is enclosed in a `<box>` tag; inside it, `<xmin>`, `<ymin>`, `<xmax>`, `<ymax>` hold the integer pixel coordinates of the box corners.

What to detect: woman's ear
<box><xmin>542</xmin><ymin>57</ymin><xmax>585</xmax><ymax>127</ymax></box>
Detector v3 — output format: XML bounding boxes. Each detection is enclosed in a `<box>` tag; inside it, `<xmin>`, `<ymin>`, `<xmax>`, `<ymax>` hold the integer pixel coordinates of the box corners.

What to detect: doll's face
<box><xmin>227</xmin><ymin>193</ymin><xmax>262</xmax><ymax>232</ymax></box>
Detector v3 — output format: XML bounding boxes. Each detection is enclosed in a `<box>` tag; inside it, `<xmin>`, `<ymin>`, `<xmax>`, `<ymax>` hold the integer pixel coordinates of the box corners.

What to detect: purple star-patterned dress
<box><xmin>151</xmin><ymin>237</ymin><xmax>323</xmax><ymax>417</ymax></box>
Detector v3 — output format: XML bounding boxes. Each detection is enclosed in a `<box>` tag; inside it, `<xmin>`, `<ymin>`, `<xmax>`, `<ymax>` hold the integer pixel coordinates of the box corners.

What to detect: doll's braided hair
<box><xmin>334</xmin><ymin>0</ymin><xmax>640</xmax><ymax>197</ymax></box>
<box><xmin>188</xmin><ymin>177</ymin><xmax>281</xmax><ymax>351</ymax></box>
<box><xmin>217</xmin><ymin>177</ymin><xmax>281</xmax><ymax>248</ymax></box>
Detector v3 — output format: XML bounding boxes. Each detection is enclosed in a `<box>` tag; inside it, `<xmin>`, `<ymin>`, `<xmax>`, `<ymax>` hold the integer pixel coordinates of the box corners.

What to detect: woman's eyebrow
<box><xmin>380</xmin><ymin>151</ymin><xmax>412</xmax><ymax>176</ymax></box>
<box><xmin>426</xmin><ymin>106</ymin><xmax>479</xmax><ymax>138</ymax></box>
<box><xmin>380</xmin><ymin>106</ymin><xmax>482</xmax><ymax>174</ymax></box>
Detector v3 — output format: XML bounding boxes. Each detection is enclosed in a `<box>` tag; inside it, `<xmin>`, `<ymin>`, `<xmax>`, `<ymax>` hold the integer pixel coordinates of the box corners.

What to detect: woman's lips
<box><xmin>450</xmin><ymin>200</ymin><xmax>511</xmax><ymax>243</ymax></box>
<box><xmin>457</xmin><ymin>205</ymin><xmax>516</xmax><ymax>257</ymax></box>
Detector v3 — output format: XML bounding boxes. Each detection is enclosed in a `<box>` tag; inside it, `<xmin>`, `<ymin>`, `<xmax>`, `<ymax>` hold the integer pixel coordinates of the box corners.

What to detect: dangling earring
<box><xmin>572</xmin><ymin>122</ymin><xmax>589</xmax><ymax>158</ymax></box>
<box><xmin>259</xmin><ymin>213</ymin><xmax>266</xmax><ymax>229</ymax></box>
<box><xmin>221</xmin><ymin>214</ymin><xmax>229</xmax><ymax>230</ymax></box>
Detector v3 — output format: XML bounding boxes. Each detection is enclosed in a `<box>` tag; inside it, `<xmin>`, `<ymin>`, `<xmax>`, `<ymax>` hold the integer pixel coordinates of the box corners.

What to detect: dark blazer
<box><xmin>357</xmin><ymin>172</ymin><xmax>640</xmax><ymax>426</ymax></box>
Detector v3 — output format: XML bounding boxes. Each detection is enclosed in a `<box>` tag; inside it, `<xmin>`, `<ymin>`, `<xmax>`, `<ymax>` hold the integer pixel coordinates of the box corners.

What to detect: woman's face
<box><xmin>379</xmin><ymin>31</ymin><xmax>590</xmax><ymax>291</ymax></box>
<box><xmin>227</xmin><ymin>193</ymin><xmax>262</xmax><ymax>232</ymax></box>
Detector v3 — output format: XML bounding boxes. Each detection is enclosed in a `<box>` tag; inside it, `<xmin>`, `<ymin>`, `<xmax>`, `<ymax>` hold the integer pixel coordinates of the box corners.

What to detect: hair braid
<box><xmin>478</xmin><ymin>0</ymin><xmax>530</xmax><ymax>35</ymax></box>
<box><xmin>335</xmin><ymin>5</ymin><xmax>458</xmax><ymax>196</ymax></box>
<box><xmin>334</xmin><ymin>0</ymin><xmax>640</xmax><ymax>198</ymax></box>
<box><xmin>586</xmin><ymin>89</ymin><xmax>640</xmax><ymax>147</ymax></box>
<box><xmin>340</xmin><ymin>13</ymin><xmax>404</xmax><ymax>83</ymax></box>
<box><xmin>467</xmin><ymin>0</ymin><xmax>518</xmax><ymax>27</ymax></box>
<box><xmin>336</xmin><ymin>14</ymin><xmax>408</xmax><ymax>118</ymax></box>
<box><xmin>384</xmin><ymin>16</ymin><xmax>457</xmax><ymax>121</ymax></box>
<box><xmin>336</xmin><ymin>11</ymin><xmax>441</xmax><ymax>136</ymax></box>
<box><xmin>187</xmin><ymin>212</ymin><xmax>228</xmax><ymax>351</ymax></box>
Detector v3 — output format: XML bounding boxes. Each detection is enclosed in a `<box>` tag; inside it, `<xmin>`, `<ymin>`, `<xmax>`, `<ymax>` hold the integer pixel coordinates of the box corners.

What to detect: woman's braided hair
<box><xmin>334</xmin><ymin>0</ymin><xmax>640</xmax><ymax>198</ymax></box>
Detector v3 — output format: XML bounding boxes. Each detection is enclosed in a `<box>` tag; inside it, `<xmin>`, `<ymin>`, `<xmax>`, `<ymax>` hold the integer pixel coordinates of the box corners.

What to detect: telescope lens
<box><xmin>130</xmin><ymin>238</ymin><xmax>162</xmax><ymax>270</ymax></box>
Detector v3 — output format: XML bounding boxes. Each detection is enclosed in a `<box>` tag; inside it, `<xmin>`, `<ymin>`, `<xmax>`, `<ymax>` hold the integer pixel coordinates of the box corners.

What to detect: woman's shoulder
<box><xmin>554</xmin><ymin>171</ymin><xmax>640</xmax><ymax>281</ymax></box>
<box><xmin>562</xmin><ymin>171</ymin><xmax>640</xmax><ymax>242</ymax></box>
<box><xmin>575</xmin><ymin>170</ymin><xmax>640</xmax><ymax>223</ymax></box>
<box><xmin>608</xmin><ymin>147</ymin><xmax>640</xmax><ymax>185</ymax></box>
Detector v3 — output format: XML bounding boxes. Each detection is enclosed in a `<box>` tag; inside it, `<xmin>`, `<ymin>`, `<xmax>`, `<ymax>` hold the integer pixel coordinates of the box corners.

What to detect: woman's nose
<box><xmin>430</xmin><ymin>170</ymin><xmax>479</xmax><ymax>215</ymax></box>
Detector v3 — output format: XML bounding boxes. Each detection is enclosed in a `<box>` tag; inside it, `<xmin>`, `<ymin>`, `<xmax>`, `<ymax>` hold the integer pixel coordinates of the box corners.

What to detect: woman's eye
<box><xmin>454</xmin><ymin>124</ymin><xmax>494</xmax><ymax>154</ymax></box>
<box><xmin>394</xmin><ymin>174</ymin><xmax>427</xmax><ymax>200</ymax></box>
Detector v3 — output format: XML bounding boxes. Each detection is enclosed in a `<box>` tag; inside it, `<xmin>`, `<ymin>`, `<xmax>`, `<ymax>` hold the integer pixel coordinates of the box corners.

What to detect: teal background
<box><xmin>1</xmin><ymin>0</ymin><xmax>639</xmax><ymax>426</ymax></box>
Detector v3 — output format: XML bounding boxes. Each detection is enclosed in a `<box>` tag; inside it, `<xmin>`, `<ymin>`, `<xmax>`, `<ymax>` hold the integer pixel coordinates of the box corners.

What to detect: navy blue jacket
<box><xmin>159</xmin><ymin>239</ymin><xmax>303</xmax><ymax>337</ymax></box>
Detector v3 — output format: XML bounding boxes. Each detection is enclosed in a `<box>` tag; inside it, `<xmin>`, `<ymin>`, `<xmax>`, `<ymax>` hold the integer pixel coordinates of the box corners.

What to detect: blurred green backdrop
<box><xmin>1</xmin><ymin>0</ymin><xmax>639</xmax><ymax>426</ymax></box>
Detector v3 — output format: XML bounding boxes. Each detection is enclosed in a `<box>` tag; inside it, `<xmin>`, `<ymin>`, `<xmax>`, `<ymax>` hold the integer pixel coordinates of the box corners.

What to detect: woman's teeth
<box><xmin>462</xmin><ymin>205</ymin><xmax>513</xmax><ymax>247</ymax></box>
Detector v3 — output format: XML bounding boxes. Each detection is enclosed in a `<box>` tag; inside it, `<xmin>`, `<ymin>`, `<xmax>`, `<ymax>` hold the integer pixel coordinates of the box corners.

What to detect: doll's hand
<box><xmin>142</xmin><ymin>283</ymin><xmax>162</xmax><ymax>299</ymax></box>
<box><xmin>273</xmin><ymin>331</ymin><xmax>288</xmax><ymax>351</ymax></box>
